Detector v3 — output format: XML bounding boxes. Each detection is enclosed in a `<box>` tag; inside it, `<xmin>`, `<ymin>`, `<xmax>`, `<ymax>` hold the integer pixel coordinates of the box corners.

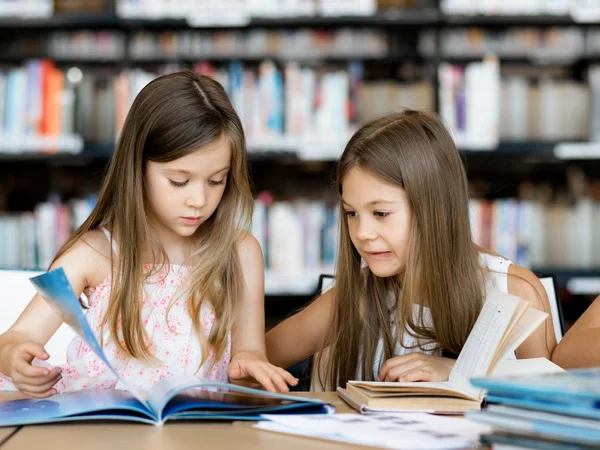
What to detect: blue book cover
<box><xmin>471</xmin><ymin>368</ymin><xmax>600</xmax><ymax>403</ymax></box>
<box><xmin>480</xmin><ymin>432</ymin><xmax>598</xmax><ymax>450</ymax></box>
<box><xmin>484</xmin><ymin>394</ymin><xmax>600</xmax><ymax>421</ymax></box>
<box><xmin>0</xmin><ymin>268</ymin><xmax>335</xmax><ymax>427</ymax></box>
<box><xmin>467</xmin><ymin>409</ymin><xmax>600</xmax><ymax>446</ymax></box>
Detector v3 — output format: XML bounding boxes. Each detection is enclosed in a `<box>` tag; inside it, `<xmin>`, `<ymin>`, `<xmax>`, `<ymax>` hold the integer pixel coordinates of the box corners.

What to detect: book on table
<box><xmin>0</xmin><ymin>268</ymin><xmax>334</xmax><ymax>426</ymax></box>
<box><xmin>466</xmin><ymin>367</ymin><xmax>600</xmax><ymax>446</ymax></box>
<box><xmin>338</xmin><ymin>289</ymin><xmax>564</xmax><ymax>414</ymax></box>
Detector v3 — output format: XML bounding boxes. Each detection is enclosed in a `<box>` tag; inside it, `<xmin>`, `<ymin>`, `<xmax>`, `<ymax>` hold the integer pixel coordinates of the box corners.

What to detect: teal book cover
<box><xmin>471</xmin><ymin>368</ymin><xmax>600</xmax><ymax>403</ymax></box>
<box><xmin>468</xmin><ymin>369</ymin><xmax>600</xmax><ymax>445</ymax></box>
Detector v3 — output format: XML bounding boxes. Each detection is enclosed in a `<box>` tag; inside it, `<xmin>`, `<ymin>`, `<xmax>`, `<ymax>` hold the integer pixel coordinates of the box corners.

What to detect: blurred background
<box><xmin>1</xmin><ymin>0</ymin><xmax>600</xmax><ymax>329</ymax></box>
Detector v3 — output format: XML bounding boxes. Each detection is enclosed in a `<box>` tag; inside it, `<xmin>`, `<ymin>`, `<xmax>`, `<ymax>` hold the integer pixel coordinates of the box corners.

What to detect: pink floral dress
<box><xmin>0</xmin><ymin>228</ymin><xmax>231</xmax><ymax>393</ymax></box>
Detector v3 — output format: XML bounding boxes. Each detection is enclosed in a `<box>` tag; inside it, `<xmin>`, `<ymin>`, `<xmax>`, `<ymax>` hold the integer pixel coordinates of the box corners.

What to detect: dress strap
<box><xmin>100</xmin><ymin>226</ymin><xmax>119</xmax><ymax>256</ymax></box>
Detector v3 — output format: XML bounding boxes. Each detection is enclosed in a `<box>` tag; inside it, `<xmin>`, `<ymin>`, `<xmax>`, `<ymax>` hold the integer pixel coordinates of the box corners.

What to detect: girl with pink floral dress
<box><xmin>0</xmin><ymin>71</ymin><xmax>297</xmax><ymax>398</ymax></box>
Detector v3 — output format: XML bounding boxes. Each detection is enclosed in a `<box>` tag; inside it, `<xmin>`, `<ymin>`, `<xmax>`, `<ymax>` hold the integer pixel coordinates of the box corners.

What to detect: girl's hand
<box><xmin>227</xmin><ymin>353</ymin><xmax>298</xmax><ymax>393</ymax></box>
<box><xmin>378</xmin><ymin>353</ymin><xmax>455</xmax><ymax>382</ymax></box>
<box><xmin>5</xmin><ymin>342</ymin><xmax>62</xmax><ymax>398</ymax></box>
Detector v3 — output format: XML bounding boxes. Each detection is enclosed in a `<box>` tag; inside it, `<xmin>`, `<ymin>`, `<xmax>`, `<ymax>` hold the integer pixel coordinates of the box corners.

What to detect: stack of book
<box><xmin>468</xmin><ymin>369</ymin><xmax>600</xmax><ymax>449</ymax></box>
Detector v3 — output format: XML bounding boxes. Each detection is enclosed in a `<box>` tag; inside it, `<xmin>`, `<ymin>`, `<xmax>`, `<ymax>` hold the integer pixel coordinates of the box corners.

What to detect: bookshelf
<box><xmin>2</xmin><ymin>0</ymin><xmax>600</xmax><ymax>302</ymax></box>
<box><xmin>443</xmin><ymin>14</ymin><xmax>584</xmax><ymax>26</ymax></box>
<box><xmin>1</xmin><ymin>141</ymin><xmax>594</xmax><ymax>163</ymax></box>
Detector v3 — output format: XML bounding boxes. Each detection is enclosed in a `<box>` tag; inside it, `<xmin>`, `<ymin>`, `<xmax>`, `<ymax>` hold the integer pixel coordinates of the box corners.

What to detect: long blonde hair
<box><xmin>316</xmin><ymin>110</ymin><xmax>487</xmax><ymax>389</ymax></box>
<box><xmin>52</xmin><ymin>70</ymin><xmax>252</xmax><ymax>367</ymax></box>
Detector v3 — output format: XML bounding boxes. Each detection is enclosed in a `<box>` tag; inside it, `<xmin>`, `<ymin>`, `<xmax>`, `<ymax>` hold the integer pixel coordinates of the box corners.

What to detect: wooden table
<box><xmin>0</xmin><ymin>392</ymin><xmax>374</xmax><ymax>450</ymax></box>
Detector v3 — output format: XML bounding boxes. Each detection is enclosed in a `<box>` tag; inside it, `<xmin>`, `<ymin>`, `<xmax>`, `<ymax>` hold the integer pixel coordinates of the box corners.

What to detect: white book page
<box><xmin>256</xmin><ymin>413</ymin><xmax>490</xmax><ymax>450</ymax></box>
<box><xmin>488</xmin><ymin>300</ymin><xmax>529</xmax><ymax>362</ymax></box>
<box><xmin>493</xmin><ymin>358</ymin><xmax>565</xmax><ymax>377</ymax></box>
<box><xmin>488</xmin><ymin>307</ymin><xmax>548</xmax><ymax>374</ymax></box>
<box><xmin>350</xmin><ymin>380</ymin><xmax>471</xmax><ymax>398</ymax></box>
<box><xmin>449</xmin><ymin>289</ymin><xmax>522</xmax><ymax>397</ymax></box>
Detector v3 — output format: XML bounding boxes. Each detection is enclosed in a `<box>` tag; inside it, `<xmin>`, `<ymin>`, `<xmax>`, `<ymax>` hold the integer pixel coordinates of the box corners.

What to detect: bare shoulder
<box><xmin>235</xmin><ymin>231</ymin><xmax>263</xmax><ymax>264</ymax></box>
<box><xmin>507</xmin><ymin>264</ymin><xmax>549</xmax><ymax>311</ymax></box>
<box><xmin>51</xmin><ymin>228</ymin><xmax>112</xmax><ymax>289</ymax></box>
<box><xmin>569</xmin><ymin>295</ymin><xmax>600</xmax><ymax>330</ymax></box>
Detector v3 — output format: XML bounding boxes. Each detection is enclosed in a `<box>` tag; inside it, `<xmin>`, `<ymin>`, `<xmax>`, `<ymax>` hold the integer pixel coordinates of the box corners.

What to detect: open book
<box><xmin>338</xmin><ymin>289</ymin><xmax>563</xmax><ymax>414</ymax></box>
<box><xmin>0</xmin><ymin>268</ymin><xmax>333</xmax><ymax>427</ymax></box>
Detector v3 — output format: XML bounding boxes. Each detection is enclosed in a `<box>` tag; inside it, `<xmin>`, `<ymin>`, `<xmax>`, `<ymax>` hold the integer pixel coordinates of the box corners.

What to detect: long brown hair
<box><xmin>316</xmin><ymin>110</ymin><xmax>486</xmax><ymax>389</ymax></box>
<box><xmin>52</xmin><ymin>70</ymin><xmax>252</xmax><ymax>367</ymax></box>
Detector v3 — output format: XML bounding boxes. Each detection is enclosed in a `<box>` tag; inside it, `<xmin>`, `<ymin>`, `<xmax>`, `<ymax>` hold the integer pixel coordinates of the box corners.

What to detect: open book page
<box><xmin>448</xmin><ymin>289</ymin><xmax>525</xmax><ymax>399</ymax></box>
<box><xmin>492</xmin><ymin>358</ymin><xmax>565</xmax><ymax>377</ymax></box>
<box><xmin>486</xmin><ymin>300</ymin><xmax>529</xmax><ymax>364</ymax></box>
<box><xmin>0</xmin><ymin>388</ymin><xmax>159</xmax><ymax>426</ymax></box>
<box><xmin>29</xmin><ymin>268</ymin><xmax>148</xmax><ymax>406</ymax></box>
<box><xmin>348</xmin><ymin>380</ymin><xmax>475</xmax><ymax>400</ymax></box>
<box><xmin>488</xmin><ymin>307</ymin><xmax>548</xmax><ymax>375</ymax></box>
<box><xmin>147</xmin><ymin>375</ymin><xmax>330</xmax><ymax>421</ymax></box>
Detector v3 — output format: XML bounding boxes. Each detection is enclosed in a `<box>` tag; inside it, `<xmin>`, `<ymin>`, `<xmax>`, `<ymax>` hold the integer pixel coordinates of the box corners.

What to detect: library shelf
<box><xmin>128</xmin><ymin>53</ymin><xmax>419</xmax><ymax>65</ymax></box>
<box><xmin>0</xmin><ymin>13</ymin><xmax>121</xmax><ymax>29</ymax></box>
<box><xmin>0</xmin><ymin>10</ymin><xmax>439</xmax><ymax>30</ymax></box>
<box><xmin>6</xmin><ymin>11</ymin><xmax>593</xmax><ymax>30</ymax></box>
<box><xmin>442</xmin><ymin>14</ymin><xmax>579</xmax><ymax>26</ymax></box>
<box><xmin>5</xmin><ymin>141</ymin><xmax>600</xmax><ymax>165</ymax></box>
<box><xmin>461</xmin><ymin>142</ymin><xmax>595</xmax><ymax>161</ymax></box>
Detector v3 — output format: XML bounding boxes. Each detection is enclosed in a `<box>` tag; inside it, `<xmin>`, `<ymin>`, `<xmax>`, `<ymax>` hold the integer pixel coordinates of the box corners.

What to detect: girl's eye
<box><xmin>344</xmin><ymin>211</ymin><xmax>357</xmax><ymax>218</ymax></box>
<box><xmin>374</xmin><ymin>211</ymin><xmax>389</xmax><ymax>218</ymax></box>
<box><xmin>169</xmin><ymin>179</ymin><xmax>189</xmax><ymax>187</ymax></box>
<box><xmin>208</xmin><ymin>179</ymin><xmax>226</xmax><ymax>186</ymax></box>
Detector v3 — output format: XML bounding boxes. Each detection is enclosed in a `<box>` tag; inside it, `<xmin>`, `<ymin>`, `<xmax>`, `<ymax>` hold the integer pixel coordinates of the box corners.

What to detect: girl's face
<box><xmin>145</xmin><ymin>134</ymin><xmax>231</xmax><ymax>244</ymax></box>
<box><xmin>341</xmin><ymin>166</ymin><xmax>413</xmax><ymax>278</ymax></box>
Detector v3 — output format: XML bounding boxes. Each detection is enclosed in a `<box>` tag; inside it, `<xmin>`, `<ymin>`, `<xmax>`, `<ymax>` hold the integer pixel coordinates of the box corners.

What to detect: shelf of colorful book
<box><xmin>124</xmin><ymin>54</ymin><xmax>420</xmax><ymax>65</ymax></box>
<box><xmin>440</xmin><ymin>55</ymin><xmax>593</xmax><ymax>65</ymax></box>
<box><xmin>2</xmin><ymin>54</ymin><xmax>597</xmax><ymax>71</ymax></box>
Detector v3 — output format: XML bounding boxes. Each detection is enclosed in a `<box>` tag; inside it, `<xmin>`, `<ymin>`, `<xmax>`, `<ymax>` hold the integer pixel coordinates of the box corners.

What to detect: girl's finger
<box><xmin>14</xmin><ymin>360</ymin><xmax>52</xmax><ymax>379</ymax></box>
<box><xmin>268</xmin><ymin>371</ymin><xmax>290</xmax><ymax>393</ymax></box>
<box><xmin>277</xmin><ymin>367</ymin><xmax>299</xmax><ymax>386</ymax></box>
<box><xmin>21</xmin><ymin>372</ymin><xmax>63</xmax><ymax>388</ymax></box>
<box><xmin>227</xmin><ymin>362</ymin><xmax>244</xmax><ymax>380</ymax></box>
<box><xmin>396</xmin><ymin>368</ymin><xmax>431</xmax><ymax>383</ymax></box>
<box><xmin>379</xmin><ymin>358</ymin><xmax>424</xmax><ymax>382</ymax></box>
<box><xmin>20</xmin><ymin>343</ymin><xmax>50</xmax><ymax>361</ymax></box>
<box><xmin>15</xmin><ymin>367</ymin><xmax>61</xmax><ymax>386</ymax></box>
<box><xmin>378</xmin><ymin>353</ymin><xmax>423</xmax><ymax>378</ymax></box>
<box><xmin>17</xmin><ymin>376</ymin><xmax>61</xmax><ymax>396</ymax></box>
<box><xmin>20</xmin><ymin>388</ymin><xmax>57</xmax><ymax>399</ymax></box>
<box><xmin>251</xmin><ymin>368</ymin><xmax>276</xmax><ymax>393</ymax></box>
